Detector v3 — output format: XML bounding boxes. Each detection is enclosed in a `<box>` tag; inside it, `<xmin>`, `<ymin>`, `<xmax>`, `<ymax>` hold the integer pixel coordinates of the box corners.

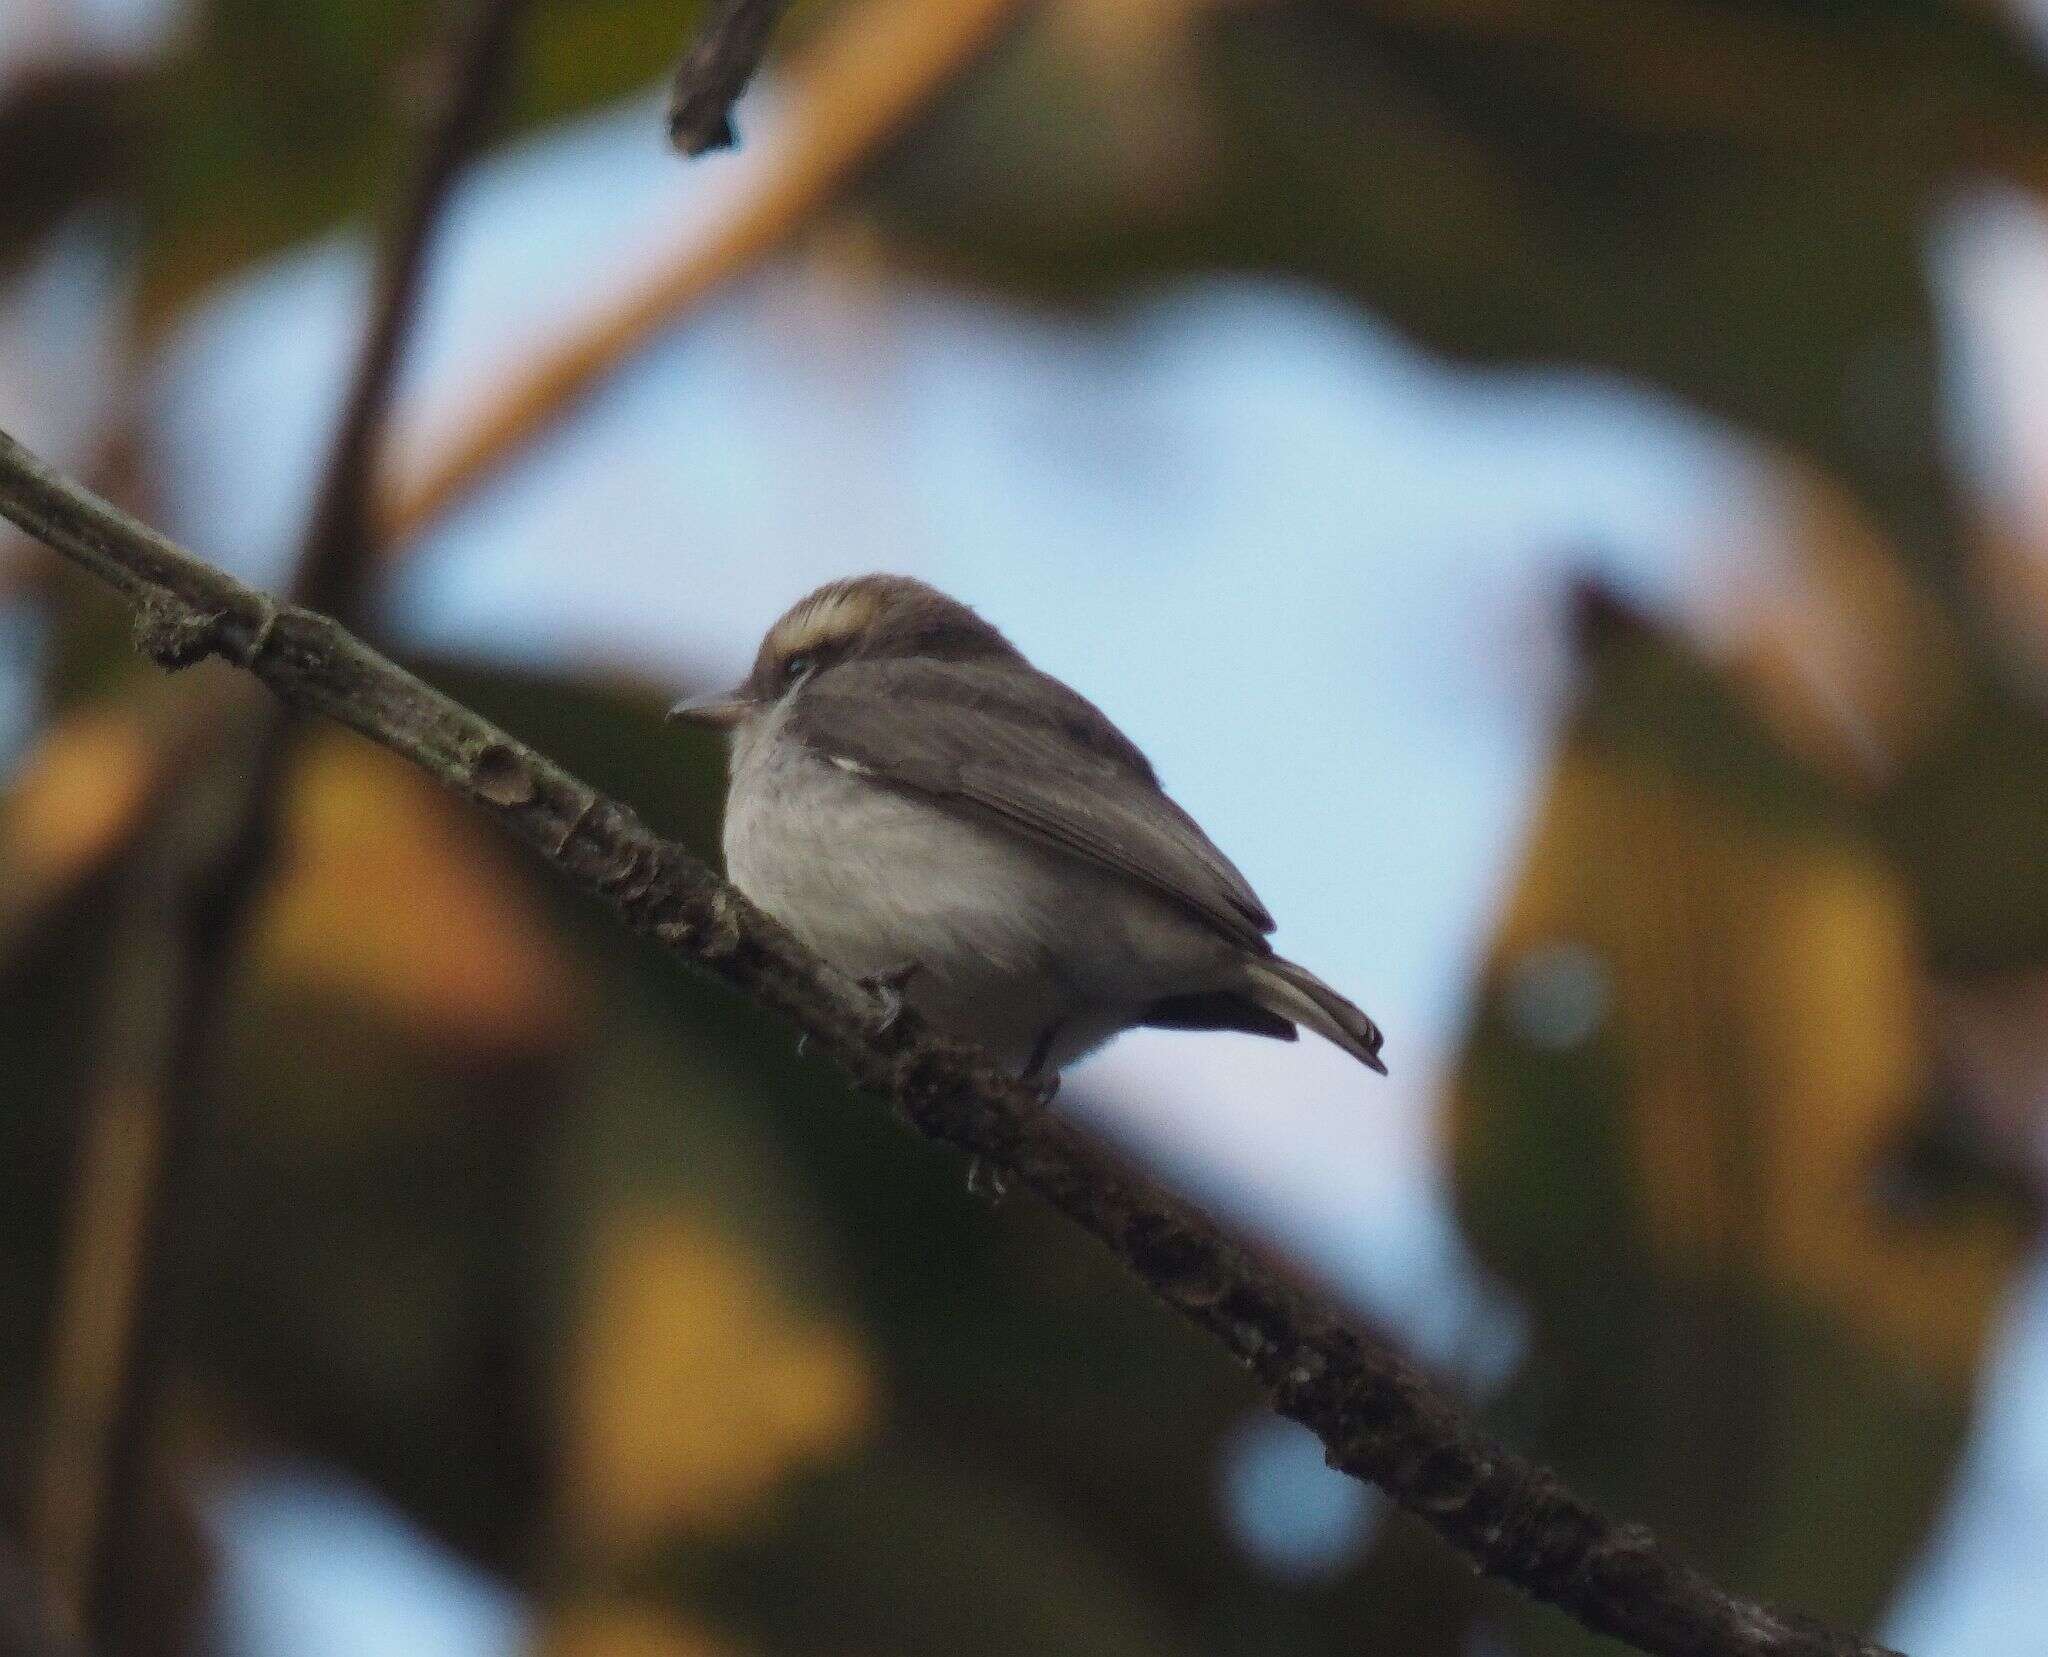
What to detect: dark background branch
<box><xmin>0</xmin><ymin>425</ymin><xmax>1905</xmax><ymax>1657</ymax></box>
<box><xmin>25</xmin><ymin>4</ymin><xmax>532</xmax><ymax>1647</ymax></box>
<box><xmin>0</xmin><ymin>1529</ymin><xmax>85</xmax><ymax>1657</ymax></box>
<box><xmin>290</xmin><ymin>0</ymin><xmax>535</xmax><ymax>618</ymax></box>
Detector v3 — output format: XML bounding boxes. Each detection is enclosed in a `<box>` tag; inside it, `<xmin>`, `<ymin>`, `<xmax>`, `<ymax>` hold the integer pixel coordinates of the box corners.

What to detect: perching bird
<box><xmin>672</xmin><ymin>576</ymin><xmax>1385</xmax><ymax>1081</ymax></box>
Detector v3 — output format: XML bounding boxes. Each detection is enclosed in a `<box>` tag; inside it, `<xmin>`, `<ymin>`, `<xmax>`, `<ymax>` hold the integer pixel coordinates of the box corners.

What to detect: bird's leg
<box><xmin>858</xmin><ymin>960</ymin><xmax>922</xmax><ymax>1034</ymax></box>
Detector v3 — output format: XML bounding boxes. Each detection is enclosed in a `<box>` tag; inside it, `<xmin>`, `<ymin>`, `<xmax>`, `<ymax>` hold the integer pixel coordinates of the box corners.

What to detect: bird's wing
<box><xmin>788</xmin><ymin>657</ymin><xmax>1276</xmax><ymax>950</ymax></box>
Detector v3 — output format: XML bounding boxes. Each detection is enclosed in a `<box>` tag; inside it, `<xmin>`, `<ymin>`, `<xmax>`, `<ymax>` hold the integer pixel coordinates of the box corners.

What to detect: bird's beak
<box><xmin>666</xmin><ymin>690</ymin><xmax>752</xmax><ymax>729</ymax></box>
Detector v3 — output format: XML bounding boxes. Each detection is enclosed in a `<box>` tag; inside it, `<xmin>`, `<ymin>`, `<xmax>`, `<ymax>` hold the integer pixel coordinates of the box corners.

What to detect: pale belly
<box><xmin>722</xmin><ymin>734</ymin><xmax>1234</xmax><ymax>1072</ymax></box>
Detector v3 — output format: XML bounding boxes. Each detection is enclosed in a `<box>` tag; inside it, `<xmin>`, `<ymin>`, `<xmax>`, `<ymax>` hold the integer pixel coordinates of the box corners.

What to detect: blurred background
<box><xmin>4</xmin><ymin>0</ymin><xmax>2048</xmax><ymax>1652</ymax></box>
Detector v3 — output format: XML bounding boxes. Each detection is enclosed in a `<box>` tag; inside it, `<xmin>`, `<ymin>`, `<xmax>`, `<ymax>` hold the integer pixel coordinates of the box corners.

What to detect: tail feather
<box><xmin>1244</xmin><ymin>956</ymin><xmax>1387</xmax><ymax>1075</ymax></box>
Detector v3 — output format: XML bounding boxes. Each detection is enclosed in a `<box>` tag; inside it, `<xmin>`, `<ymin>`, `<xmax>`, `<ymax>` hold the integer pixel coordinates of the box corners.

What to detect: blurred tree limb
<box><xmin>382</xmin><ymin>0</ymin><xmax>1020</xmax><ymax>544</ymax></box>
<box><xmin>0</xmin><ymin>426</ymin><xmax>1904</xmax><ymax>1657</ymax></box>
<box><xmin>26</xmin><ymin>1</ymin><xmax>534</xmax><ymax>1646</ymax></box>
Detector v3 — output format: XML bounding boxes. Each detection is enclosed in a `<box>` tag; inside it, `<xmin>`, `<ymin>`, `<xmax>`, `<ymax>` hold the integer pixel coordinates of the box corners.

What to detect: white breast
<box><xmin>719</xmin><ymin>702</ymin><xmax>1235</xmax><ymax>1072</ymax></box>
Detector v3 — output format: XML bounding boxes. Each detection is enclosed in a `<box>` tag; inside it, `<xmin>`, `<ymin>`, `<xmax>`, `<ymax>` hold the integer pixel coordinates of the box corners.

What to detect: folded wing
<box><xmin>788</xmin><ymin>657</ymin><xmax>1276</xmax><ymax>952</ymax></box>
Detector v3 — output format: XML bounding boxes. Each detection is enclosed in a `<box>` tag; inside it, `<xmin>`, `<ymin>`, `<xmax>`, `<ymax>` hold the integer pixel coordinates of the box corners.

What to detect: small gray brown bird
<box><xmin>672</xmin><ymin>575</ymin><xmax>1386</xmax><ymax>1080</ymax></box>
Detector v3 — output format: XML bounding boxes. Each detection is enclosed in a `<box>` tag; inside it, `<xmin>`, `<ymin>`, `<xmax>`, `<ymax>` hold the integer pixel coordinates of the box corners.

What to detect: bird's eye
<box><xmin>783</xmin><ymin>653</ymin><xmax>814</xmax><ymax>682</ymax></box>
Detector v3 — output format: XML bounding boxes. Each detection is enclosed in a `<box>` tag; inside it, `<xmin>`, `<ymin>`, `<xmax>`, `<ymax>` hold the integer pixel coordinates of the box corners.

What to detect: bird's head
<box><xmin>668</xmin><ymin>574</ymin><xmax>1019</xmax><ymax>730</ymax></box>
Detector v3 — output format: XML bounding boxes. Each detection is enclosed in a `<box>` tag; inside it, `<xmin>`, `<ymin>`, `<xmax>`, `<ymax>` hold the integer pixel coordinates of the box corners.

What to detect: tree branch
<box><xmin>668</xmin><ymin>0</ymin><xmax>791</xmax><ymax>155</ymax></box>
<box><xmin>0</xmin><ymin>426</ymin><xmax>1905</xmax><ymax>1657</ymax></box>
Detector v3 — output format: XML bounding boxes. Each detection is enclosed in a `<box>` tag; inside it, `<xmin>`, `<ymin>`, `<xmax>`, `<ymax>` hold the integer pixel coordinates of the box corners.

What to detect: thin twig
<box><xmin>668</xmin><ymin>0</ymin><xmax>791</xmax><ymax>154</ymax></box>
<box><xmin>0</xmin><ymin>426</ymin><xmax>1906</xmax><ymax>1657</ymax></box>
<box><xmin>27</xmin><ymin>4</ymin><xmax>532</xmax><ymax>1646</ymax></box>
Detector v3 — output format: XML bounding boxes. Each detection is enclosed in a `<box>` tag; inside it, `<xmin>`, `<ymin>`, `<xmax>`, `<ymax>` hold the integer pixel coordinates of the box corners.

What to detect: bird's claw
<box><xmin>859</xmin><ymin>961</ymin><xmax>922</xmax><ymax>1034</ymax></box>
<box><xmin>966</xmin><ymin>1156</ymin><xmax>1009</xmax><ymax>1204</ymax></box>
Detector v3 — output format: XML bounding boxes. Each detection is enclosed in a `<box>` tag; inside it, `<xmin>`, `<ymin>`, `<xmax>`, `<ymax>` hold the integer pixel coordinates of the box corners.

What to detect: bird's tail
<box><xmin>1244</xmin><ymin>955</ymin><xmax>1387</xmax><ymax>1075</ymax></box>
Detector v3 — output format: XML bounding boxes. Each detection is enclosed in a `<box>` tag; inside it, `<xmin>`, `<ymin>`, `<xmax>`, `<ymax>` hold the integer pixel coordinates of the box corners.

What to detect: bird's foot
<box><xmin>859</xmin><ymin>961</ymin><xmax>922</xmax><ymax>1034</ymax></box>
<box><xmin>966</xmin><ymin>1156</ymin><xmax>1010</xmax><ymax>1204</ymax></box>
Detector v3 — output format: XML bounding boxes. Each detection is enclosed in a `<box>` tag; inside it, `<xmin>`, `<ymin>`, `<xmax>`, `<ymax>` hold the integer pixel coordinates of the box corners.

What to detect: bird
<box><xmin>671</xmin><ymin>575</ymin><xmax>1385</xmax><ymax>1083</ymax></box>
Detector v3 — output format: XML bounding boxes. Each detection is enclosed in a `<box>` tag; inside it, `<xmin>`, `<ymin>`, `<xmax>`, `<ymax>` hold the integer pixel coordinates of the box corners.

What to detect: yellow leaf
<box><xmin>248</xmin><ymin>734</ymin><xmax>579</xmax><ymax>1051</ymax></box>
<box><xmin>1</xmin><ymin>707</ymin><xmax>156</xmax><ymax>888</ymax></box>
<box><xmin>1475</xmin><ymin>748</ymin><xmax>2019</xmax><ymax>1379</ymax></box>
<box><xmin>562</xmin><ymin>1210</ymin><xmax>872</xmax><ymax>1555</ymax></box>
